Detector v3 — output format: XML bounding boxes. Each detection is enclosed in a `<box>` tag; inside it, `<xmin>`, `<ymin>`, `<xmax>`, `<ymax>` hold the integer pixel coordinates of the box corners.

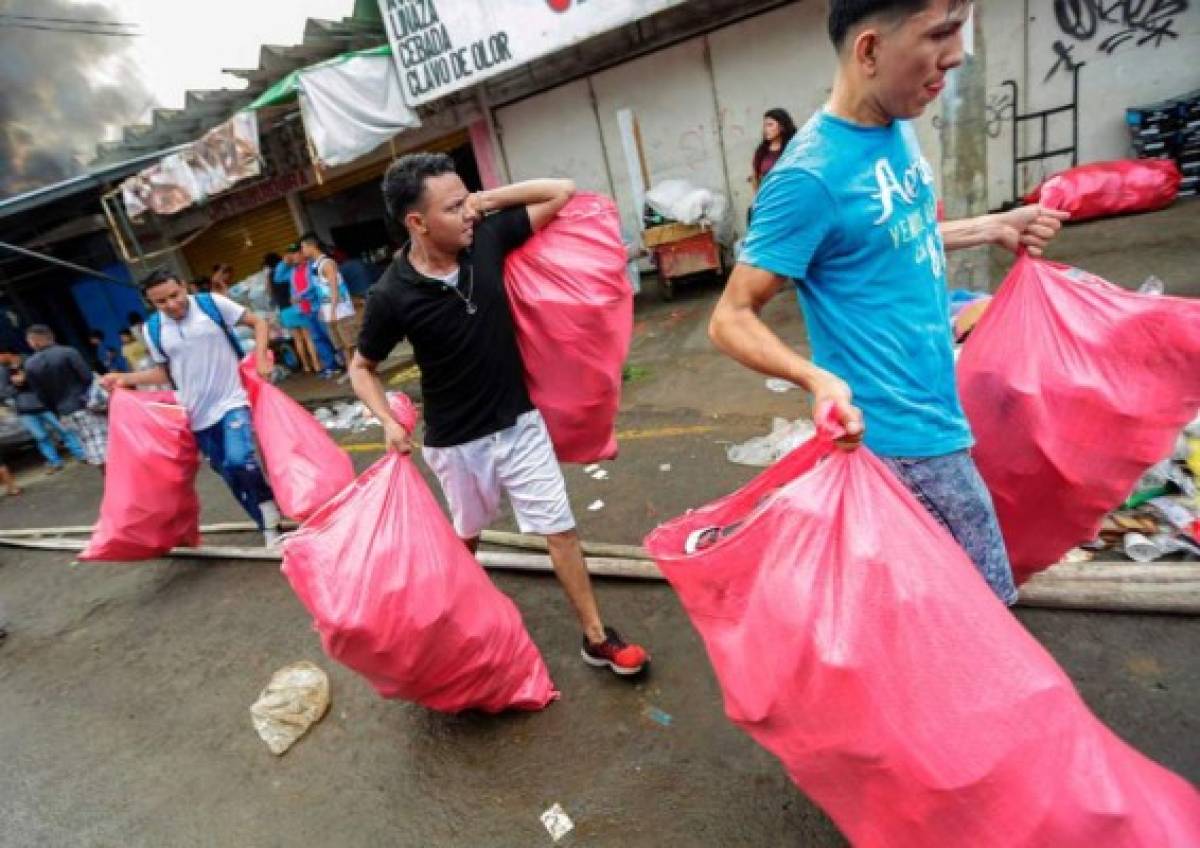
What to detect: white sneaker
<box><xmin>259</xmin><ymin>500</ymin><xmax>283</xmax><ymax>549</ymax></box>
<box><xmin>263</xmin><ymin>526</ymin><xmax>282</xmax><ymax>550</ymax></box>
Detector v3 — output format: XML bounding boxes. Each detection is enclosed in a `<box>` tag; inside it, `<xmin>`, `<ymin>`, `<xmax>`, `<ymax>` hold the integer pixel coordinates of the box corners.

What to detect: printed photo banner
<box><xmin>121</xmin><ymin>112</ymin><xmax>262</xmax><ymax>218</ymax></box>
<box><xmin>378</xmin><ymin>0</ymin><xmax>689</xmax><ymax>105</ymax></box>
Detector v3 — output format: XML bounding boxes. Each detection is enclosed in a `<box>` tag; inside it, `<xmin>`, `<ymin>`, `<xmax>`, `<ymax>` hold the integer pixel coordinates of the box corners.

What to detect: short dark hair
<box><xmin>828</xmin><ymin>0</ymin><xmax>957</xmax><ymax>49</ymax></box>
<box><xmin>88</xmin><ymin>329</ymin><xmax>104</xmax><ymax>341</ymax></box>
<box><xmin>140</xmin><ymin>267</ymin><xmax>181</xmax><ymax>294</ymax></box>
<box><xmin>127</xmin><ymin>310</ymin><xmax>144</xmax><ymax>326</ymax></box>
<box><xmin>382</xmin><ymin>152</ymin><xmax>457</xmax><ymax>224</ymax></box>
<box><xmin>27</xmin><ymin>324</ymin><xmax>51</xmax><ymax>337</ymax></box>
<box><xmin>119</xmin><ymin>328</ymin><xmax>134</xmax><ymax>338</ymax></box>
<box><xmin>262</xmin><ymin>251</ymin><xmax>281</xmax><ymax>269</ymax></box>
<box><xmin>299</xmin><ymin>232</ymin><xmax>320</xmax><ymax>247</ymax></box>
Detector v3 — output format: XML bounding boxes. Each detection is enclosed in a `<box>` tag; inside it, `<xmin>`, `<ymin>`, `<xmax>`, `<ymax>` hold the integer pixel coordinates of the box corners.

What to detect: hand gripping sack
<box><xmin>644</xmin><ymin>412</ymin><xmax>1200</xmax><ymax>848</ymax></box>
<box><xmin>504</xmin><ymin>193</ymin><xmax>633</xmax><ymax>463</ymax></box>
<box><xmin>281</xmin><ymin>393</ymin><xmax>557</xmax><ymax>713</ymax></box>
<box><xmin>1026</xmin><ymin>159</ymin><xmax>1180</xmax><ymax>222</ymax></box>
<box><xmin>239</xmin><ymin>356</ymin><xmax>355</xmax><ymax>521</ymax></box>
<box><xmin>81</xmin><ymin>389</ymin><xmax>201</xmax><ymax>561</ymax></box>
<box><xmin>958</xmin><ymin>255</ymin><xmax>1200</xmax><ymax>583</ymax></box>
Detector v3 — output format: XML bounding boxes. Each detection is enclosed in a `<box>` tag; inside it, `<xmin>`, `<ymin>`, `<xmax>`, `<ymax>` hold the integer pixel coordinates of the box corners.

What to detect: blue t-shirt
<box><xmin>741</xmin><ymin>110</ymin><xmax>971</xmax><ymax>458</ymax></box>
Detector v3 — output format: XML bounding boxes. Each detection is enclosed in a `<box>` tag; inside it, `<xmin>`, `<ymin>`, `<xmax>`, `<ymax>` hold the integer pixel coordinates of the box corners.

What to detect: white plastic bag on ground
<box><xmin>726</xmin><ymin>418</ymin><xmax>816</xmax><ymax>467</ymax></box>
<box><xmin>250</xmin><ymin>661</ymin><xmax>330</xmax><ymax>755</ymax></box>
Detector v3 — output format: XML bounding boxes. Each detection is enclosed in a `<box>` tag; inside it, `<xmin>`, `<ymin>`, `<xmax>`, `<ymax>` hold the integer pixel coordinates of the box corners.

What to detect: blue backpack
<box><xmin>146</xmin><ymin>292</ymin><xmax>244</xmax><ymax>366</ymax></box>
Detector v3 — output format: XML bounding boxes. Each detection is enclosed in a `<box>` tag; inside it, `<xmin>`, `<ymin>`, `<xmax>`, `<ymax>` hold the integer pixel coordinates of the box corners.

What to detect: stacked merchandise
<box><xmin>1127</xmin><ymin>89</ymin><xmax>1200</xmax><ymax>197</ymax></box>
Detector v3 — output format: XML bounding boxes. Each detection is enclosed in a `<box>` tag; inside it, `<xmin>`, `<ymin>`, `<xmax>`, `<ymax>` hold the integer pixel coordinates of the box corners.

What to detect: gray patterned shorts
<box><xmin>882</xmin><ymin>450</ymin><xmax>1018</xmax><ymax>605</ymax></box>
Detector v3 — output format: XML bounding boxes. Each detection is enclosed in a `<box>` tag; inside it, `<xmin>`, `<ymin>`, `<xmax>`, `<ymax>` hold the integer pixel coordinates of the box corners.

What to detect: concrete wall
<box><xmin>589</xmin><ymin>38</ymin><xmax>727</xmax><ymax>235</ymax></box>
<box><xmin>980</xmin><ymin>1</ymin><xmax>1200</xmax><ymax>207</ymax></box>
<box><xmin>495</xmin><ymin>79</ymin><xmax>616</xmax><ymax>197</ymax></box>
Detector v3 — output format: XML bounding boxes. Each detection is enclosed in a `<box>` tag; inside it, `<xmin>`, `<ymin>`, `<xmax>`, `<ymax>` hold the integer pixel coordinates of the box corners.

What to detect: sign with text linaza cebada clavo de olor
<box><xmin>378</xmin><ymin>0</ymin><xmax>689</xmax><ymax>106</ymax></box>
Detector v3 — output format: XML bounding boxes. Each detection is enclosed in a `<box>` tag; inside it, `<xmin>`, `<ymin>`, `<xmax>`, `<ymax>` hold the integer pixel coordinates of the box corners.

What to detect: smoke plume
<box><xmin>0</xmin><ymin>0</ymin><xmax>154</xmax><ymax>200</ymax></box>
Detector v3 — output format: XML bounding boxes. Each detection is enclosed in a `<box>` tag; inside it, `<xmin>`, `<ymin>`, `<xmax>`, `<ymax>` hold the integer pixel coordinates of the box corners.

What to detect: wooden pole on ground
<box><xmin>1</xmin><ymin>535</ymin><xmax>1197</xmax><ymax>614</ymax></box>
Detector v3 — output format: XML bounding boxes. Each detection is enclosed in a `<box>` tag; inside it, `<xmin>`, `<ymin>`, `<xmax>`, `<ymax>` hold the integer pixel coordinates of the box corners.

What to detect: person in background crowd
<box><xmin>351</xmin><ymin>152</ymin><xmax>650</xmax><ymax>677</ymax></box>
<box><xmin>88</xmin><ymin>330</ymin><xmax>128</xmax><ymax>374</ymax></box>
<box><xmin>127</xmin><ymin>310</ymin><xmax>148</xmax><ymax>347</ymax></box>
<box><xmin>751</xmin><ymin>108</ymin><xmax>798</xmax><ymax>196</ymax></box>
<box><xmin>191</xmin><ymin>277</ymin><xmax>211</xmax><ymax>294</ymax></box>
<box><xmin>210</xmin><ymin>263</ymin><xmax>234</xmax><ymax>295</ymax></box>
<box><xmin>263</xmin><ymin>252</ymin><xmax>292</xmax><ymax>311</ymax></box>
<box><xmin>0</xmin><ymin>463</ymin><xmax>19</xmax><ymax>497</ymax></box>
<box><xmin>269</xmin><ymin>250</ymin><xmax>318</xmax><ymax>374</ymax></box>
<box><xmin>24</xmin><ymin>325</ymin><xmax>108</xmax><ymax>468</ymax></box>
<box><xmin>2</xmin><ymin>361</ymin><xmax>87</xmax><ymax>473</ymax></box>
<box><xmin>710</xmin><ymin>0</ymin><xmax>1068</xmax><ymax>605</ymax></box>
<box><xmin>101</xmin><ymin>269</ymin><xmax>284</xmax><ymax>547</ymax></box>
<box><xmin>120</xmin><ymin>329</ymin><xmax>149</xmax><ymax>371</ymax></box>
<box><xmin>286</xmin><ymin>242</ymin><xmax>339</xmax><ymax>378</ymax></box>
<box><xmin>300</xmin><ymin>233</ymin><xmax>359</xmax><ymax>367</ymax></box>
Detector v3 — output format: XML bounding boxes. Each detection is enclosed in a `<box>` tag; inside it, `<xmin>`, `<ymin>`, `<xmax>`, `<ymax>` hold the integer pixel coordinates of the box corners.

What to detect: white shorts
<box><xmin>423</xmin><ymin>409</ymin><xmax>576</xmax><ymax>539</ymax></box>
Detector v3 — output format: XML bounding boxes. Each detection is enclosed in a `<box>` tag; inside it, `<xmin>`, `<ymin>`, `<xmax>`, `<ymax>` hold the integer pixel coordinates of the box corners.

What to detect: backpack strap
<box><xmin>146</xmin><ymin>312</ymin><xmax>165</xmax><ymax>363</ymax></box>
<box><xmin>196</xmin><ymin>292</ymin><xmax>245</xmax><ymax>357</ymax></box>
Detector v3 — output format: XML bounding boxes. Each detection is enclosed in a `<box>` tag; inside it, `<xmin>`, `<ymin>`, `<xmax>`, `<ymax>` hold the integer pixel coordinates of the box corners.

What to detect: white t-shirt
<box><xmin>146</xmin><ymin>294</ymin><xmax>248</xmax><ymax>432</ymax></box>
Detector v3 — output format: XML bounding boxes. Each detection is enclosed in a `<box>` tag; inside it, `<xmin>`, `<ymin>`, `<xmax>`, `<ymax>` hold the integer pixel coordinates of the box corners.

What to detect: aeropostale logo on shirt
<box><xmin>871</xmin><ymin>155</ymin><xmax>944</xmax><ymax>280</ymax></box>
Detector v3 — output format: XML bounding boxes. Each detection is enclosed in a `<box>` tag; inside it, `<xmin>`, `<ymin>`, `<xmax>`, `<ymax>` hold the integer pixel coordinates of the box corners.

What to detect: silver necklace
<box><xmin>443</xmin><ymin>264</ymin><xmax>476</xmax><ymax>315</ymax></box>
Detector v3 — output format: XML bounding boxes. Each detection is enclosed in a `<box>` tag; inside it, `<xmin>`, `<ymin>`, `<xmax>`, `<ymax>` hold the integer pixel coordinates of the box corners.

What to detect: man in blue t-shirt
<box><xmin>709</xmin><ymin>0</ymin><xmax>1068</xmax><ymax>604</ymax></box>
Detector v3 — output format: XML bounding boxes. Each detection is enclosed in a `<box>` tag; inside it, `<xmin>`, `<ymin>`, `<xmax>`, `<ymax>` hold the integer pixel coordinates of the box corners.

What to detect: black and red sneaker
<box><xmin>581</xmin><ymin>627</ymin><xmax>648</xmax><ymax>676</ymax></box>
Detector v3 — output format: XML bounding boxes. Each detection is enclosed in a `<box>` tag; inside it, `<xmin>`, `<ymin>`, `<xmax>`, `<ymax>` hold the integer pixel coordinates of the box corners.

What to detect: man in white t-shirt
<box><xmin>101</xmin><ymin>269</ymin><xmax>284</xmax><ymax>546</ymax></box>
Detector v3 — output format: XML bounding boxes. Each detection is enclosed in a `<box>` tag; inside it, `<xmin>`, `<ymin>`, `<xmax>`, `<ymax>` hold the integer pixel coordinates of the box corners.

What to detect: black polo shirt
<box><xmin>357</xmin><ymin>205</ymin><xmax>535</xmax><ymax>448</ymax></box>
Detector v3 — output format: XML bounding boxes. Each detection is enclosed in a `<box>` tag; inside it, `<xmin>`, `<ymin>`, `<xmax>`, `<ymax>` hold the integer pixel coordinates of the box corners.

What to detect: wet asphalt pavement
<box><xmin>1</xmin><ymin>203</ymin><xmax>1198</xmax><ymax>846</ymax></box>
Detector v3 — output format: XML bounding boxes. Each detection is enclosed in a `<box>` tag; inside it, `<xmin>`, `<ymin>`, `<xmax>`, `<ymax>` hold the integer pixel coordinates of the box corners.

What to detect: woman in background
<box><xmin>750</xmin><ymin>108</ymin><xmax>797</xmax><ymax>196</ymax></box>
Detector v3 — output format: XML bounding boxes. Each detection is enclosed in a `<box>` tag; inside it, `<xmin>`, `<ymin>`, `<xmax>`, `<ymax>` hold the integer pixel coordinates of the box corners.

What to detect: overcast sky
<box><xmin>100</xmin><ymin>0</ymin><xmax>356</xmax><ymax>117</ymax></box>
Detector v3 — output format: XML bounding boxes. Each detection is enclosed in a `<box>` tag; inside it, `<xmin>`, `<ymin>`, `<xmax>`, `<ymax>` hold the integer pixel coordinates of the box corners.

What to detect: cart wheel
<box><xmin>659</xmin><ymin>277</ymin><xmax>675</xmax><ymax>302</ymax></box>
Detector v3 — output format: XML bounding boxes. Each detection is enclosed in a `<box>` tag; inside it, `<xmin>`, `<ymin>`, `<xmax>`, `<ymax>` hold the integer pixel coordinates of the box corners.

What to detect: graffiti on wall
<box><xmin>1048</xmin><ymin>0</ymin><xmax>1190</xmax><ymax>79</ymax></box>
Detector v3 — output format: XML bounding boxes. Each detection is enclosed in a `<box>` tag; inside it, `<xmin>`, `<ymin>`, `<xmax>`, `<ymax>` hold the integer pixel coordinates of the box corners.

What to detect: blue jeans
<box><xmin>304</xmin><ymin>312</ymin><xmax>338</xmax><ymax>370</ymax></box>
<box><xmin>193</xmin><ymin>407</ymin><xmax>275</xmax><ymax>529</ymax></box>
<box><xmin>20</xmin><ymin>411</ymin><xmax>85</xmax><ymax>467</ymax></box>
<box><xmin>882</xmin><ymin>450</ymin><xmax>1019</xmax><ymax>605</ymax></box>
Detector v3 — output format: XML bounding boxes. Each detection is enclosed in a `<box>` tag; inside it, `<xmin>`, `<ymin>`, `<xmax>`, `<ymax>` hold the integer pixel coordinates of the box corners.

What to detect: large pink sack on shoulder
<box><xmin>239</xmin><ymin>356</ymin><xmax>355</xmax><ymax>521</ymax></box>
<box><xmin>81</xmin><ymin>390</ymin><xmax>201</xmax><ymax>561</ymax></box>
<box><xmin>958</xmin><ymin>255</ymin><xmax>1200</xmax><ymax>583</ymax></box>
<box><xmin>281</xmin><ymin>393</ymin><xmax>557</xmax><ymax>713</ymax></box>
<box><xmin>504</xmin><ymin>193</ymin><xmax>632</xmax><ymax>463</ymax></box>
<box><xmin>1026</xmin><ymin>159</ymin><xmax>1180</xmax><ymax>222</ymax></box>
<box><xmin>644</xmin><ymin>414</ymin><xmax>1200</xmax><ymax>848</ymax></box>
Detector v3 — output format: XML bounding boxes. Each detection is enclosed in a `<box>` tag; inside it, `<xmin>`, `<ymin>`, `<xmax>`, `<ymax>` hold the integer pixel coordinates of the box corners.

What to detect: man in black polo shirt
<box><xmin>350</xmin><ymin>152</ymin><xmax>649</xmax><ymax>677</ymax></box>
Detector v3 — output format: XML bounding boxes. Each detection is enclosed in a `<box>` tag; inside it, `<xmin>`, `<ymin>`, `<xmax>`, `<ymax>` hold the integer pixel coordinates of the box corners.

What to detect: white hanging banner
<box><xmin>378</xmin><ymin>0</ymin><xmax>689</xmax><ymax>106</ymax></box>
<box><xmin>298</xmin><ymin>52</ymin><xmax>421</xmax><ymax>168</ymax></box>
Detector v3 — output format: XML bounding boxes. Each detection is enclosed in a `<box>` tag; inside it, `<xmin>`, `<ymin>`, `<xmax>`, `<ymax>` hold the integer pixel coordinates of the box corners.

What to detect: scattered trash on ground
<box><xmin>1138</xmin><ymin>275</ymin><xmax>1166</xmax><ymax>296</ymax></box>
<box><xmin>540</xmin><ymin>803</ymin><xmax>575</xmax><ymax>843</ymax></box>
<box><xmin>726</xmin><ymin>418</ymin><xmax>816</xmax><ymax>467</ymax></box>
<box><xmin>587</xmin><ymin>500</ymin><xmax>605</xmax><ymax>512</ymax></box>
<box><xmin>250</xmin><ymin>661</ymin><xmax>330</xmax><ymax>755</ymax></box>
<box><xmin>590</xmin><ymin>469</ymin><xmax>609</xmax><ymax>481</ymax></box>
<box><xmin>764</xmin><ymin>378</ymin><xmax>799</xmax><ymax>393</ymax></box>
<box><xmin>644</xmin><ymin>705</ymin><xmax>673</xmax><ymax>727</ymax></box>
<box><xmin>583</xmin><ymin>464</ymin><xmax>600</xmax><ymax>475</ymax></box>
<box><xmin>313</xmin><ymin>400</ymin><xmax>382</xmax><ymax>433</ymax></box>
<box><xmin>622</xmin><ymin>364</ymin><xmax>652</xmax><ymax>383</ymax></box>
<box><xmin>659</xmin><ymin>463</ymin><xmax>671</xmax><ymax>472</ymax></box>
<box><xmin>1091</xmin><ymin>415</ymin><xmax>1200</xmax><ymax>562</ymax></box>
<box><xmin>1063</xmin><ymin>548</ymin><xmax>1094</xmax><ymax>564</ymax></box>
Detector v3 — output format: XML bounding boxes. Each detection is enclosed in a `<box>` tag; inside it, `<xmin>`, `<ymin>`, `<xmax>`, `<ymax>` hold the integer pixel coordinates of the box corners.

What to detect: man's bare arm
<box><xmin>470</xmin><ymin>179</ymin><xmax>576</xmax><ymax>232</ymax></box>
<box><xmin>349</xmin><ymin>351</ymin><xmax>411</xmax><ymax>453</ymax></box>
<box><xmin>940</xmin><ymin>206</ymin><xmax>1069</xmax><ymax>256</ymax></box>
<box><xmin>709</xmin><ymin>263</ymin><xmax>864</xmax><ymax>445</ymax></box>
